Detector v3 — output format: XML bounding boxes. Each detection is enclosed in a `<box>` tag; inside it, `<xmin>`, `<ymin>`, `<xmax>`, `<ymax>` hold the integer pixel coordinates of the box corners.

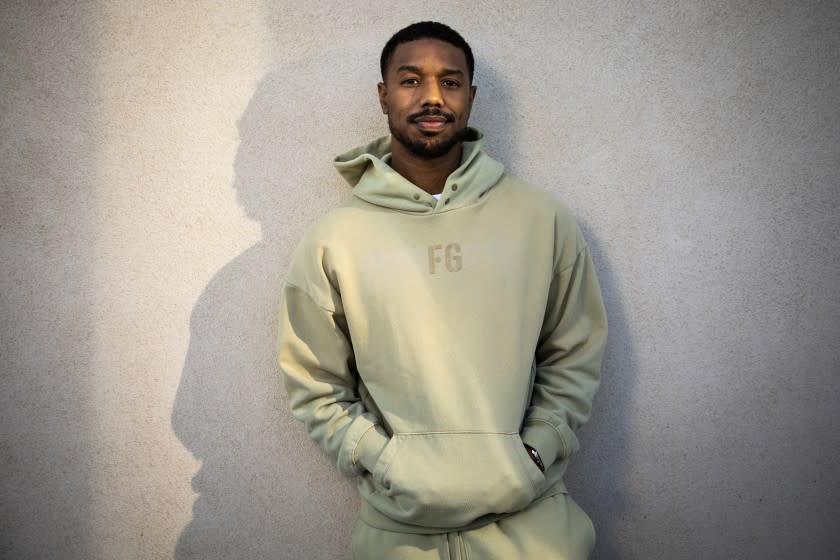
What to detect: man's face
<box><xmin>378</xmin><ymin>38</ymin><xmax>476</xmax><ymax>160</ymax></box>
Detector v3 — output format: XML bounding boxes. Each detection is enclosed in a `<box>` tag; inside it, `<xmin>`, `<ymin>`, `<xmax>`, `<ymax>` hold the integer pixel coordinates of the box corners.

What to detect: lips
<box><xmin>415</xmin><ymin>118</ymin><xmax>447</xmax><ymax>131</ymax></box>
<box><xmin>410</xmin><ymin>112</ymin><xmax>454</xmax><ymax>132</ymax></box>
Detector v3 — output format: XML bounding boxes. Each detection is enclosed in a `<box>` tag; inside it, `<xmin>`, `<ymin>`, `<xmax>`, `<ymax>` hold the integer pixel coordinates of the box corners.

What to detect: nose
<box><xmin>420</xmin><ymin>80</ymin><xmax>443</xmax><ymax>107</ymax></box>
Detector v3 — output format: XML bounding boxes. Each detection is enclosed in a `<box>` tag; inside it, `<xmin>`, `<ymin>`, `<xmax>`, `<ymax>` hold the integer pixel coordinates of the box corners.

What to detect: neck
<box><xmin>390</xmin><ymin>141</ymin><xmax>463</xmax><ymax>195</ymax></box>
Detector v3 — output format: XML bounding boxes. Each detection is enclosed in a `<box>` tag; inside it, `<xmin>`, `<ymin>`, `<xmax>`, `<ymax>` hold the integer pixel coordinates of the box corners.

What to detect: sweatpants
<box><xmin>351</xmin><ymin>492</ymin><xmax>596</xmax><ymax>560</ymax></box>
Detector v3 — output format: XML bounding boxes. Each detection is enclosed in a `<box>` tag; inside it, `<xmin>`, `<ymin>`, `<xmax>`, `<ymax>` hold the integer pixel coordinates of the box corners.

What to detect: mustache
<box><xmin>408</xmin><ymin>109</ymin><xmax>456</xmax><ymax>123</ymax></box>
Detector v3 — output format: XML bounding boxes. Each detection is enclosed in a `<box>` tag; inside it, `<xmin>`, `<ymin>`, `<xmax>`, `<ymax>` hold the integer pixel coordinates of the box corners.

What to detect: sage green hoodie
<box><xmin>278</xmin><ymin>128</ymin><xmax>607</xmax><ymax>534</ymax></box>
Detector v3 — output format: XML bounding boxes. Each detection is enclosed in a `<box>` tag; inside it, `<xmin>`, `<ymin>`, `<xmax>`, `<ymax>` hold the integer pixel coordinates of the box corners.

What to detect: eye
<box><xmin>401</xmin><ymin>77</ymin><xmax>419</xmax><ymax>86</ymax></box>
<box><xmin>442</xmin><ymin>79</ymin><xmax>460</xmax><ymax>88</ymax></box>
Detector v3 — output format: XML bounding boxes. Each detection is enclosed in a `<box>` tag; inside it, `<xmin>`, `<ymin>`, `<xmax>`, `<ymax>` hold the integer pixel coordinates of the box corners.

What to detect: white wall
<box><xmin>2</xmin><ymin>2</ymin><xmax>838</xmax><ymax>558</ymax></box>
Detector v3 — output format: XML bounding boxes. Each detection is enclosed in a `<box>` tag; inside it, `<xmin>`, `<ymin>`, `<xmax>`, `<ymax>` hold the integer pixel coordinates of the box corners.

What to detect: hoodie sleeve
<box><xmin>520</xmin><ymin>219</ymin><xmax>608</xmax><ymax>469</ymax></box>
<box><xmin>278</xmin><ymin>241</ymin><xmax>389</xmax><ymax>478</ymax></box>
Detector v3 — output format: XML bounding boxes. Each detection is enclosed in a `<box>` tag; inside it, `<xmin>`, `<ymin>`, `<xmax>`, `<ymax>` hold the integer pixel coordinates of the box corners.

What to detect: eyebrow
<box><xmin>396</xmin><ymin>65</ymin><xmax>465</xmax><ymax>77</ymax></box>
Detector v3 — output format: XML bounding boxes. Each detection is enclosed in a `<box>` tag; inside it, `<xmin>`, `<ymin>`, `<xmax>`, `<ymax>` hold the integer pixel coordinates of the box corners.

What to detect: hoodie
<box><xmin>278</xmin><ymin>128</ymin><xmax>607</xmax><ymax>534</ymax></box>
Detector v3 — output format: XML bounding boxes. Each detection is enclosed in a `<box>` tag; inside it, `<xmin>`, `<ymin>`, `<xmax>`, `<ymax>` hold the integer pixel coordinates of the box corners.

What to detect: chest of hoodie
<box><xmin>320</xmin><ymin>182</ymin><xmax>557</xmax><ymax>431</ymax></box>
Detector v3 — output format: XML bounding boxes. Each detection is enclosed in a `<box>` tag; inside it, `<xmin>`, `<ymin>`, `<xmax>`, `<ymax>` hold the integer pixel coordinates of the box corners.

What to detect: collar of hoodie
<box><xmin>333</xmin><ymin>127</ymin><xmax>505</xmax><ymax>214</ymax></box>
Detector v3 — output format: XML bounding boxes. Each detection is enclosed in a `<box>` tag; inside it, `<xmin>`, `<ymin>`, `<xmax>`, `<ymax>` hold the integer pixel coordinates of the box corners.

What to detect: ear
<box><xmin>377</xmin><ymin>82</ymin><xmax>388</xmax><ymax>114</ymax></box>
<box><xmin>464</xmin><ymin>84</ymin><xmax>477</xmax><ymax>120</ymax></box>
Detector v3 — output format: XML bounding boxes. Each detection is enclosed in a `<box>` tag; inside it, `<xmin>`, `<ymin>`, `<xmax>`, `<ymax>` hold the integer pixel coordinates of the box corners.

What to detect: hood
<box><xmin>333</xmin><ymin>127</ymin><xmax>504</xmax><ymax>213</ymax></box>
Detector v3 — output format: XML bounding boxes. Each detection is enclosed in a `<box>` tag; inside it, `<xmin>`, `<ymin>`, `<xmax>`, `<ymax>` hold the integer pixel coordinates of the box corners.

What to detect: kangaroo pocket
<box><xmin>366</xmin><ymin>432</ymin><xmax>545</xmax><ymax>528</ymax></box>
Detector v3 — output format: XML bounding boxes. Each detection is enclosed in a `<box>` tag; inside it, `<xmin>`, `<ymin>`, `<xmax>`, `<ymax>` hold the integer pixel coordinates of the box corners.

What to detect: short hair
<box><xmin>380</xmin><ymin>21</ymin><xmax>475</xmax><ymax>83</ymax></box>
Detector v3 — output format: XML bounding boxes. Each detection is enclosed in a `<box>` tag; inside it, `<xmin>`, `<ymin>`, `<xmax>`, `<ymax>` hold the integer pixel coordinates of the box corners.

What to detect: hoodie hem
<box><xmin>357</xmin><ymin>479</ymin><xmax>568</xmax><ymax>535</ymax></box>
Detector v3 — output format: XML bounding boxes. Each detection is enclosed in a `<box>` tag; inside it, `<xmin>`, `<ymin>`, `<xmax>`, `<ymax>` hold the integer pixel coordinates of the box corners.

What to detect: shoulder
<box><xmin>495</xmin><ymin>175</ymin><xmax>582</xmax><ymax>234</ymax></box>
<box><xmin>292</xmin><ymin>199</ymin><xmax>371</xmax><ymax>249</ymax></box>
<box><xmin>495</xmin><ymin>176</ymin><xmax>577</xmax><ymax>221</ymax></box>
<box><xmin>285</xmin><ymin>202</ymin><xmax>373</xmax><ymax>280</ymax></box>
<box><xmin>494</xmin><ymin>175</ymin><xmax>586</xmax><ymax>269</ymax></box>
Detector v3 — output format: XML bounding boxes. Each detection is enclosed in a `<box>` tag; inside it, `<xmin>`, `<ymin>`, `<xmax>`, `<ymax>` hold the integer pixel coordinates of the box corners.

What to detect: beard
<box><xmin>388</xmin><ymin>111</ymin><xmax>466</xmax><ymax>160</ymax></box>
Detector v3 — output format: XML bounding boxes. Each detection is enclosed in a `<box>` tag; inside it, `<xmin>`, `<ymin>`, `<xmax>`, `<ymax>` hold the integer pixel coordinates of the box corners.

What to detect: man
<box><xmin>278</xmin><ymin>21</ymin><xmax>607</xmax><ymax>559</ymax></box>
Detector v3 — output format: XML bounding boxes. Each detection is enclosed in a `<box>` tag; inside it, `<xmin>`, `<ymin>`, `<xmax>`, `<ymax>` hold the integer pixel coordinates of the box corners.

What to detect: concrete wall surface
<box><xmin>2</xmin><ymin>1</ymin><xmax>838</xmax><ymax>559</ymax></box>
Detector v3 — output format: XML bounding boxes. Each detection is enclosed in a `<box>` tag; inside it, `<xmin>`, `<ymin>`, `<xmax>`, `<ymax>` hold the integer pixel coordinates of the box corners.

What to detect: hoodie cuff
<box><xmin>354</xmin><ymin>424</ymin><xmax>390</xmax><ymax>473</ymax></box>
<box><xmin>337</xmin><ymin>413</ymin><xmax>388</xmax><ymax>477</ymax></box>
<box><xmin>521</xmin><ymin>420</ymin><xmax>577</xmax><ymax>469</ymax></box>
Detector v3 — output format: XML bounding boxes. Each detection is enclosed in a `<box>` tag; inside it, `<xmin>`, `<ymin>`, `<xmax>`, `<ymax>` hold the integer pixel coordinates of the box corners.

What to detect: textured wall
<box><xmin>2</xmin><ymin>2</ymin><xmax>838</xmax><ymax>559</ymax></box>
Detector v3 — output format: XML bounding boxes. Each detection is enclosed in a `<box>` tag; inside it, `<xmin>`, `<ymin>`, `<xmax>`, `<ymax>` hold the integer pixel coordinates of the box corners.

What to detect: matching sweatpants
<box><xmin>351</xmin><ymin>493</ymin><xmax>596</xmax><ymax>560</ymax></box>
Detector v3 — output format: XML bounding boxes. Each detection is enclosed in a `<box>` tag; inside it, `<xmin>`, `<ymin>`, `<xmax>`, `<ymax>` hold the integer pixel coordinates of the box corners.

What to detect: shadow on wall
<box><xmin>169</xmin><ymin>54</ymin><xmax>376</xmax><ymax>559</ymax></box>
<box><xmin>566</xmin><ymin>226</ymin><xmax>636</xmax><ymax>560</ymax></box>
